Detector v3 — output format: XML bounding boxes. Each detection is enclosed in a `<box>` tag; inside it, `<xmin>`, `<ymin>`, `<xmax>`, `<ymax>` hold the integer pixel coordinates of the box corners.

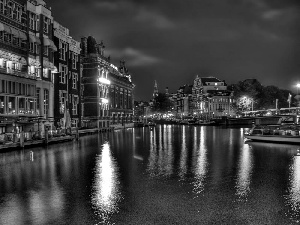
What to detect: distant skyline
<box><xmin>49</xmin><ymin>0</ymin><xmax>300</xmax><ymax>100</ymax></box>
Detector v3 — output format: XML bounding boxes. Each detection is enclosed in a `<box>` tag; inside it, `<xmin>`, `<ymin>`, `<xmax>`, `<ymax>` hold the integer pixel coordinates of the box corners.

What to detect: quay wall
<box><xmin>226</xmin><ymin>116</ymin><xmax>282</xmax><ymax>125</ymax></box>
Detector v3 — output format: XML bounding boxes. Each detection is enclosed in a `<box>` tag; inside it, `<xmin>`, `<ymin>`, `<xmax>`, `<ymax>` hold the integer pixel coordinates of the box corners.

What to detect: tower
<box><xmin>153</xmin><ymin>80</ymin><xmax>158</xmax><ymax>98</ymax></box>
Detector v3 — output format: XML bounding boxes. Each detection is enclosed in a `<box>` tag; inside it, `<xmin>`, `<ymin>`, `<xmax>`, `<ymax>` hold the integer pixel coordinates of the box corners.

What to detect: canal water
<box><xmin>0</xmin><ymin>125</ymin><xmax>300</xmax><ymax>224</ymax></box>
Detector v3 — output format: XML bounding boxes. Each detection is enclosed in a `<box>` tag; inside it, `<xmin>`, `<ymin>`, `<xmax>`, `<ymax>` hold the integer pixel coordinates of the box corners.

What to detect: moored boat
<box><xmin>245</xmin><ymin>125</ymin><xmax>300</xmax><ymax>144</ymax></box>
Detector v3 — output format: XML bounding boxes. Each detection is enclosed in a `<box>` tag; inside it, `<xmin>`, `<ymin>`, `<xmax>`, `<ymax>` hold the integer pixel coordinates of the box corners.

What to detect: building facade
<box><xmin>27</xmin><ymin>0</ymin><xmax>57</xmax><ymax>132</ymax></box>
<box><xmin>175</xmin><ymin>84</ymin><xmax>193</xmax><ymax>117</ymax></box>
<box><xmin>53</xmin><ymin>21</ymin><xmax>81</xmax><ymax>130</ymax></box>
<box><xmin>192</xmin><ymin>76</ymin><xmax>235</xmax><ymax>119</ymax></box>
<box><xmin>80</xmin><ymin>36</ymin><xmax>110</xmax><ymax>129</ymax></box>
<box><xmin>109</xmin><ymin>60</ymin><xmax>134</xmax><ymax>129</ymax></box>
<box><xmin>0</xmin><ymin>0</ymin><xmax>57</xmax><ymax>139</ymax></box>
<box><xmin>0</xmin><ymin>0</ymin><xmax>33</xmax><ymax>138</ymax></box>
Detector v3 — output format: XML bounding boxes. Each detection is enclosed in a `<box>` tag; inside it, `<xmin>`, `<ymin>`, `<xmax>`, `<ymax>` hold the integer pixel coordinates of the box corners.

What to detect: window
<box><xmin>72</xmin><ymin>73</ymin><xmax>77</xmax><ymax>89</ymax></box>
<box><xmin>0</xmin><ymin>95</ymin><xmax>4</xmax><ymax>114</ymax></box>
<box><xmin>6</xmin><ymin>1</ymin><xmax>12</xmax><ymax>16</ymax></box>
<box><xmin>36</xmin><ymin>68</ymin><xmax>41</xmax><ymax>78</ymax></box>
<box><xmin>43</xmin><ymin>17</ymin><xmax>49</xmax><ymax>33</ymax></box>
<box><xmin>14</xmin><ymin>63</ymin><xmax>21</xmax><ymax>71</ymax></box>
<box><xmin>43</xmin><ymin>89</ymin><xmax>49</xmax><ymax>118</ymax></box>
<box><xmin>15</xmin><ymin>5</ymin><xmax>21</xmax><ymax>22</ymax></box>
<box><xmin>71</xmin><ymin>119</ymin><xmax>78</xmax><ymax>128</ymax></box>
<box><xmin>36</xmin><ymin>88</ymin><xmax>40</xmax><ymax>115</ymax></box>
<box><xmin>19</xmin><ymin>97</ymin><xmax>25</xmax><ymax>114</ymax></box>
<box><xmin>59</xmin><ymin>64</ymin><xmax>67</xmax><ymax>84</ymax></box>
<box><xmin>72</xmin><ymin>53</ymin><xmax>78</xmax><ymax>69</ymax></box>
<box><xmin>12</xmin><ymin>36</ymin><xmax>19</xmax><ymax>46</ymax></box>
<box><xmin>59</xmin><ymin>90</ymin><xmax>66</xmax><ymax>114</ymax></box>
<box><xmin>29</xmin><ymin>42</ymin><xmax>36</xmax><ymax>53</ymax></box>
<box><xmin>73</xmin><ymin>95</ymin><xmax>78</xmax><ymax>115</ymax></box>
<box><xmin>29</xmin><ymin>12</ymin><xmax>36</xmax><ymax>30</ymax></box>
<box><xmin>4</xmin><ymin>33</ymin><xmax>11</xmax><ymax>43</ymax></box>
<box><xmin>12</xmin><ymin>3</ymin><xmax>17</xmax><ymax>20</ymax></box>
<box><xmin>43</xmin><ymin>45</ymin><xmax>48</xmax><ymax>56</ymax></box>
<box><xmin>8</xmin><ymin>96</ymin><xmax>16</xmax><ymax>114</ymax></box>
<box><xmin>59</xmin><ymin>41</ymin><xmax>67</xmax><ymax>60</ymax></box>
<box><xmin>0</xmin><ymin>0</ymin><xmax>5</xmax><ymax>13</ymax></box>
<box><xmin>43</xmin><ymin>68</ymin><xmax>48</xmax><ymax>78</ymax></box>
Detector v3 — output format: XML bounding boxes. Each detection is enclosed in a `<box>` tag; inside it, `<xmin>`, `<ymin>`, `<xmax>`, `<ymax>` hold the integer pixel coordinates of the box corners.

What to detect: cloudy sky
<box><xmin>49</xmin><ymin>0</ymin><xmax>300</xmax><ymax>100</ymax></box>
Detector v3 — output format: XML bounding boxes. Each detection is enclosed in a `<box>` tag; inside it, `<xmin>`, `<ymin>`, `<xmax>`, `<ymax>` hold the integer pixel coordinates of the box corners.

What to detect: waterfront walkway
<box><xmin>0</xmin><ymin>127</ymin><xmax>115</xmax><ymax>151</ymax></box>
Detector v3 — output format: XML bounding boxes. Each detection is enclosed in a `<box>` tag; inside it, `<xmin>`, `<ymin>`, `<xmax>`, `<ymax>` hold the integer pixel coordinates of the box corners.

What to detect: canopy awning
<box><xmin>10</xmin><ymin>27</ymin><xmax>19</xmax><ymax>37</ymax></box>
<box><xmin>43</xmin><ymin>37</ymin><xmax>50</xmax><ymax>46</ymax></box>
<box><xmin>0</xmin><ymin>22</ymin><xmax>11</xmax><ymax>33</ymax></box>
<box><xmin>19</xmin><ymin>31</ymin><xmax>27</xmax><ymax>40</ymax></box>
<box><xmin>49</xmin><ymin>39</ymin><xmax>57</xmax><ymax>51</ymax></box>
<box><xmin>29</xmin><ymin>34</ymin><xmax>41</xmax><ymax>44</ymax></box>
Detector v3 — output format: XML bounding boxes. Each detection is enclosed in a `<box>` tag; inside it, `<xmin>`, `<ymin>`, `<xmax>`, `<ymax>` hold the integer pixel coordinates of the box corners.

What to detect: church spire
<box><xmin>153</xmin><ymin>80</ymin><xmax>158</xmax><ymax>98</ymax></box>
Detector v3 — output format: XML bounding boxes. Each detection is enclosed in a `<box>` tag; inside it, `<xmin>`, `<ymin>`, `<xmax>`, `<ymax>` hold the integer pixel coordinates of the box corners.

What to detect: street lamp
<box><xmin>297</xmin><ymin>83</ymin><xmax>300</xmax><ymax>95</ymax></box>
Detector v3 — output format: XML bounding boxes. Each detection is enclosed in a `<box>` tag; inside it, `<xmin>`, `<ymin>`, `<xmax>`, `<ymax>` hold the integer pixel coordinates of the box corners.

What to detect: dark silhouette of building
<box><xmin>53</xmin><ymin>21</ymin><xmax>81</xmax><ymax>130</ymax></box>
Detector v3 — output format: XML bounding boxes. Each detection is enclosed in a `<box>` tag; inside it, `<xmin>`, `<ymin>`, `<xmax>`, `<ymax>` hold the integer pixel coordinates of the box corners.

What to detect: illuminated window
<box><xmin>43</xmin><ymin>89</ymin><xmax>49</xmax><ymax>117</ymax></box>
<box><xmin>73</xmin><ymin>95</ymin><xmax>78</xmax><ymax>115</ymax></box>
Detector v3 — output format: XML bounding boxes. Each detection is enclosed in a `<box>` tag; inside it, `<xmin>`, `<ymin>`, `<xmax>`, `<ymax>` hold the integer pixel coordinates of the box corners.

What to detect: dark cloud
<box><xmin>49</xmin><ymin>0</ymin><xmax>300</xmax><ymax>100</ymax></box>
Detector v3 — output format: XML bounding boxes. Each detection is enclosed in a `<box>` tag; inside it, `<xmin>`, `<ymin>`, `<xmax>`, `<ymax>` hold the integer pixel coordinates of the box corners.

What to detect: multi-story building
<box><xmin>80</xmin><ymin>36</ymin><xmax>134</xmax><ymax>130</ymax></box>
<box><xmin>192</xmin><ymin>76</ymin><xmax>235</xmax><ymax>119</ymax></box>
<box><xmin>27</xmin><ymin>0</ymin><xmax>57</xmax><ymax>131</ymax></box>
<box><xmin>175</xmin><ymin>84</ymin><xmax>193</xmax><ymax>117</ymax></box>
<box><xmin>0</xmin><ymin>0</ymin><xmax>33</xmax><ymax>137</ymax></box>
<box><xmin>80</xmin><ymin>36</ymin><xmax>111</xmax><ymax>129</ymax></box>
<box><xmin>207</xmin><ymin>90</ymin><xmax>235</xmax><ymax>118</ymax></box>
<box><xmin>53</xmin><ymin>21</ymin><xmax>81</xmax><ymax>130</ymax></box>
<box><xmin>0</xmin><ymin>0</ymin><xmax>57</xmax><ymax>140</ymax></box>
<box><xmin>109</xmin><ymin>60</ymin><xmax>134</xmax><ymax>128</ymax></box>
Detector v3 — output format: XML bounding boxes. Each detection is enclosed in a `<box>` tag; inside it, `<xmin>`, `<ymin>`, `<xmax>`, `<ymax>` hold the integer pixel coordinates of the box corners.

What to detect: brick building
<box><xmin>53</xmin><ymin>21</ymin><xmax>81</xmax><ymax>130</ymax></box>
<box><xmin>80</xmin><ymin>36</ymin><xmax>111</xmax><ymax>129</ymax></box>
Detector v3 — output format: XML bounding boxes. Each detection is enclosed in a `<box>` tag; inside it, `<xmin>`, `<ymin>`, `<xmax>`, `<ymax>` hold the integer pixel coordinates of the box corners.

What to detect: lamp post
<box><xmin>297</xmin><ymin>83</ymin><xmax>300</xmax><ymax>95</ymax></box>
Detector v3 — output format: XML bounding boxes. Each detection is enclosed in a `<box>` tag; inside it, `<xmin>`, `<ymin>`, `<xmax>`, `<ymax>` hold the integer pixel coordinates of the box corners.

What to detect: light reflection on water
<box><xmin>91</xmin><ymin>142</ymin><xmax>122</xmax><ymax>224</ymax></box>
<box><xmin>179</xmin><ymin>126</ymin><xmax>187</xmax><ymax>179</ymax></box>
<box><xmin>147</xmin><ymin>125</ymin><xmax>174</xmax><ymax>177</ymax></box>
<box><xmin>286</xmin><ymin>154</ymin><xmax>300</xmax><ymax>222</ymax></box>
<box><xmin>235</xmin><ymin>144</ymin><xmax>253</xmax><ymax>200</ymax></box>
<box><xmin>193</xmin><ymin>126</ymin><xmax>208</xmax><ymax>195</ymax></box>
<box><xmin>2</xmin><ymin>126</ymin><xmax>300</xmax><ymax>224</ymax></box>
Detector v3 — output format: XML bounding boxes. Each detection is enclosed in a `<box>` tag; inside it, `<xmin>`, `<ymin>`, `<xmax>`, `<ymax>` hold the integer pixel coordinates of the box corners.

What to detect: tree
<box><xmin>229</xmin><ymin>79</ymin><xmax>294</xmax><ymax>111</ymax></box>
<box><xmin>152</xmin><ymin>93</ymin><xmax>173</xmax><ymax>113</ymax></box>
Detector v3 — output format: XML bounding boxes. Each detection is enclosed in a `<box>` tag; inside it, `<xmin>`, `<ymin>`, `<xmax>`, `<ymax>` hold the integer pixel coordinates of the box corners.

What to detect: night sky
<box><xmin>49</xmin><ymin>0</ymin><xmax>300</xmax><ymax>100</ymax></box>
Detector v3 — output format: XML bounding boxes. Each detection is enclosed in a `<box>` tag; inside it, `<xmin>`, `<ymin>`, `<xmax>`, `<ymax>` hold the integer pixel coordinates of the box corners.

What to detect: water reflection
<box><xmin>147</xmin><ymin>125</ymin><xmax>174</xmax><ymax>177</ymax></box>
<box><xmin>236</xmin><ymin>144</ymin><xmax>253</xmax><ymax>200</ymax></box>
<box><xmin>193</xmin><ymin>126</ymin><xmax>208</xmax><ymax>195</ymax></box>
<box><xmin>0</xmin><ymin>147</ymin><xmax>67</xmax><ymax>225</ymax></box>
<box><xmin>286</xmin><ymin>155</ymin><xmax>300</xmax><ymax>222</ymax></box>
<box><xmin>91</xmin><ymin>142</ymin><xmax>122</xmax><ymax>223</ymax></box>
<box><xmin>179</xmin><ymin>126</ymin><xmax>187</xmax><ymax>179</ymax></box>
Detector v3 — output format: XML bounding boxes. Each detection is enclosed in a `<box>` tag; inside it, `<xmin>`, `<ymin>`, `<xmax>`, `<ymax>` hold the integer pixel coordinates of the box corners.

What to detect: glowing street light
<box><xmin>297</xmin><ymin>83</ymin><xmax>300</xmax><ymax>95</ymax></box>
